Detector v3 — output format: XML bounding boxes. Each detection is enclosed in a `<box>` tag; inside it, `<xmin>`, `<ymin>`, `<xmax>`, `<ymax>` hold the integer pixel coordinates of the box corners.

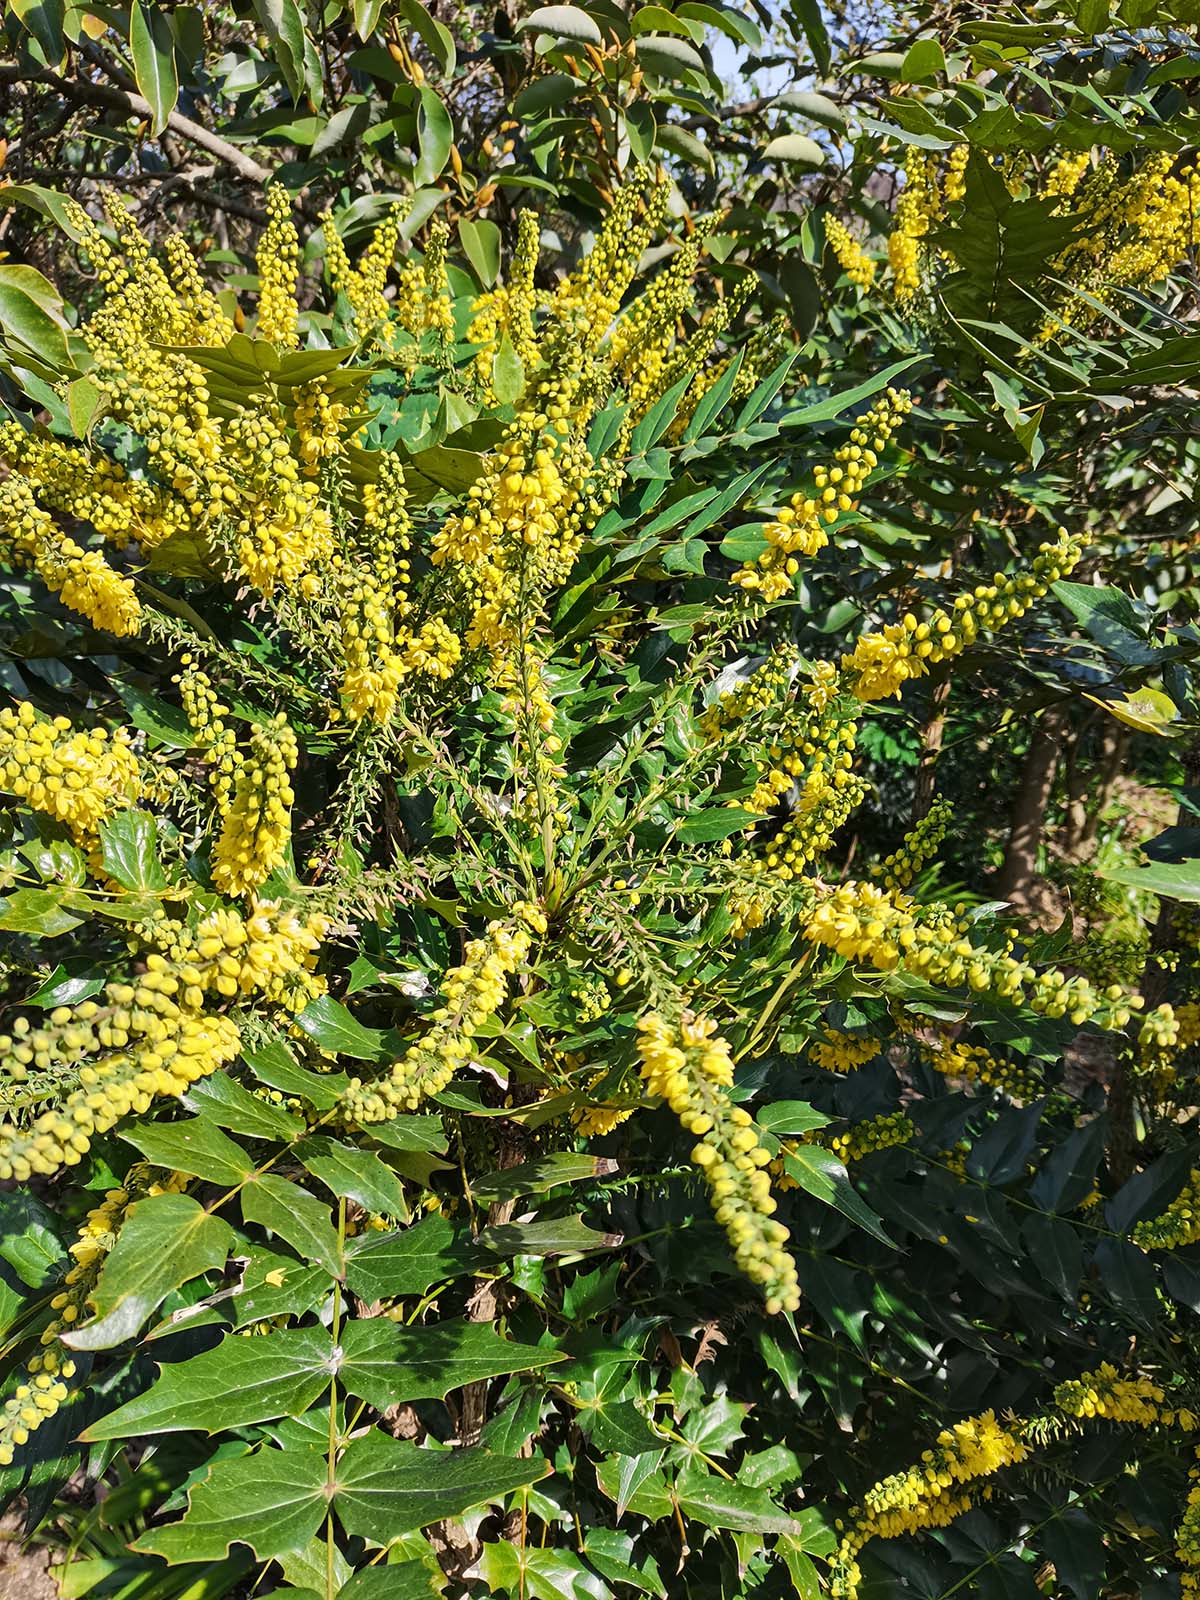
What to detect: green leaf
<box><xmin>98</xmin><ymin>811</ymin><xmax>168</xmax><ymax>892</ymax></box>
<box><xmin>130</xmin><ymin>0</ymin><xmax>179</xmax><ymax>135</ymax></box>
<box><xmin>415</xmin><ymin>86</ymin><xmax>453</xmax><ymax>186</ymax></box>
<box><xmin>10</xmin><ymin>0</ymin><xmax>66</xmax><ymax>64</ymax></box>
<box><xmin>900</xmin><ymin>36</ymin><xmax>946</xmax><ymax>80</ymax></box>
<box><xmin>771</xmin><ymin>89</ymin><xmax>846</xmax><ymax>129</ymax></box>
<box><xmin>243</xmin><ymin>1036</ymin><xmax>349</xmax><ymax>1109</ymax></box>
<box><xmin>472</xmin><ymin>1152</ymin><xmax>615</xmax><ymax>1201</ymax></box>
<box><xmin>458</xmin><ymin>218</ymin><xmax>501</xmax><ymax>287</ymax></box>
<box><xmin>242</xmin><ymin>1176</ymin><xmax>343</xmax><ymax>1278</ymax></box>
<box><xmin>677</xmin><ymin>808</ymin><xmax>760</xmax><ymax>842</ymax></box>
<box><xmin>786</xmin><ymin>0</ymin><xmax>831</xmax><ymax>74</ymax></box>
<box><xmin>0</xmin><ymin>889</ymin><xmax>82</xmax><ymax>938</ymax></box>
<box><xmin>343</xmin><ymin>1213</ymin><xmax>477</xmax><ymax>1302</ymax></box>
<box><xmin>517</xmin><ymin>5</ymin><xmax>603</xmax><ymax>45</ymax></box>
<box><xmin>477</xmin><ymin>1214</ymin><xmax>620</xmax><ymax>1257</ymax></box>
<box><xmin>756</xmin><ymin>1101</ymin><xmax>829</xmax><ymax>1137</ymax></box>
<box><xmin>676</xmin><ymin>1467</ymin><xmax>803</xmax><ymax>1536</ymax></box>
<box><xmin>296</xmin><ymin>1136</ymin><xmax>409</xmax><ymax>1217</ymax></box>
<box><xmin>26</xmin><ymin>963</ymin><xmax>105</xmax><ymax>1007</ymax></box>
<box><xmin>492</xmin><ymin>334</ymin><xmax>525</xmax><ymax>405</ymax></box>
<box><xmin>338</xmin><ymin>1565</ymin><xmax>442</xmax><ymax>1600</ymax></box>
<box><xmin>83</xmin><ymin>1327</ymin><xmax>336</xmax><ymax>1440</ymax></box>
<box><xmin>1100</xmin><ymin>858</ymin><xmax>1200</xmax><ymax>901</ymax></box>
<box><xmin>133</xmin><ymin>1445</ymin><xmax>327</xmax><ymax>1564</ymax></box>
<box><xmin>635</xmin><ymin>34</ymin><xmax>707</xmax><ymax>76</ymax></box>
<box><xmin>781</xmin><ymin>1146</ymin><xmax>895</xmax><ymax>1246</ymax></box>
<box><xmin>653</xmin><ymin>123</ymin><xmax>714</xmax><ymax>172</ymax></box>
<box><xmin>0</xmin><ymin>1192</ymin><xmax>65</xmax><ymax>1288</ymax></box>
<box><xmin>335</xmin><ymin>1431</ymin><xmax>549</xmax><ymax>1544</ymax></box>
<box><xmin>294</xmin><ymin>997</ymin><xmax>388</xmax><ymax>1061</ymax></box>
<box><xmin>395</xmin><ymin>0</ymin><xmax>456</xmax><ymax>71</ymax></box>
<box><xmin>763</xmin><ymin>133</ymin><xmax>825</xmax><ymax>166</ymax></box>
<box><xmin>64</xmin><ymin>1195</ymin><xmax>234</xmax><ymax>1351</ymax></box>
<box><xmin>780</xmin><ymin>357</ymin><xmax>925</xmax><ymax>428</ymax></box>
<box><xmin>123</xmin><ymin>1117</ymin><xmax>253</xmax><ymax>1186</ymax></box>
<box><xmin>339</xmin><ymin>1319</ymin><xmax>561</xmax><ymax>1408</ymax></box>
<box><xmin>352</xmin><ymin>0</ymin><xmax>386</xmax><ymax>39</ymax></box>
<box><xmin>188</xmin><ymin>1072</ymin><xmax>306</xmax><ymax>1141</ymax></box>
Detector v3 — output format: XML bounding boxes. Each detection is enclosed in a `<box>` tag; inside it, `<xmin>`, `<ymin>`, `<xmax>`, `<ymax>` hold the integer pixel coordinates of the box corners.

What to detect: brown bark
<box><xmin>996</xmin><ymin>704</ymin><xmax>1068</xmax><ymax>912</ymax></box>
<box><xmin>912</xmin><ymin>672</ymin><xmax>951</xmax><ymax>824</ymax></box>
<box><xmin>1078</xmin><ymin>722</ymin><xmax>1129</xmax><ymax>853</ymax></box>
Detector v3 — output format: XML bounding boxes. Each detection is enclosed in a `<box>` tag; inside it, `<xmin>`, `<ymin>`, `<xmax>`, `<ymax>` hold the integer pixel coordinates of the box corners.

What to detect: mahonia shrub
<box><xmin>0</xmin><ymin>173</ymin><xmax>1195</xmax><ymax>1600</ymax></box>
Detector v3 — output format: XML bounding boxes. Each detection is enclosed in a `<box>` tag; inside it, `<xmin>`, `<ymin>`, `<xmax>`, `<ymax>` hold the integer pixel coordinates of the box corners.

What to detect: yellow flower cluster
<box><xmin>1134</xmin><ymin>1168</ymin><xmax>1200</xmax><ymax>1251</ymax></box>
<box><xmin>841</xmin><ymin>529</ymin><xmax>1084</xmax><ymax>702</ymax></box>
<box><xmin>809</xmin><ymin>1029</ymin><xmax>882</xmax><ymax>1073</ymax></box>
<box><xmin>636</xmin><ymin>1011</ymin><xmax>800</xmax><ymax>1315</ymax></box>
<box><xmin>0</xmin><ymin>423</ymin><xmax>180</xmax><ymax>552</ymax></box>
<box><xmin>805</xmin><ymin>881</ymin><xmax>1142</xmax><ymax>1030</ymax></box>
<box><xmin>1053</xmin><ymin>1362</ymin><xmax>1194</xmax><ymax>1428</ymax></box>
<box><xmin>1045</xmin><ymin>149</ymin><xmax>1091</xmax><ymax>197</ymax></box>
<box><xmin>888</xmin><ymin>150</ymin><xmax>939</xmax><ymax>304</ymax></box>
<box><xmin>554</xmin><ymin>168</ymin><xmax>669</xmax><ymax>346</ymax></box>
<box><xmin>468</xmin><ymin>210</ymin><xmax>541</xmax><ymax>398</ymax></box>
<box><xmin>941</xmin><ymin>145</ymin><xmax>968</xmax><ymax>204</ymax></box>
<box><xmin>920</xmin><ymin>1029</ymin><xmax>1041</xmax><ymax>1101</ymax></box>
<box><xmin>256</xmin><ymin>185</ymin><xmax>300</xmax><ymax>348</ymax></box>
<box><xmin>0</xmin><ymin>1163</ymin><xmax>186</xmax><ymax>1465</ymax></box>
<box><xmin>825</xmin><ymin>1111</ymin><xmax>914</xmax><ymax>1164</ymax></box>
<box><xmin>733</xmin><ymin>389</ymin><xmax>912</xmax><ymax>602</ymax></box>
<box><xmin>831</xmin><ymin>1410</ymin><xmax>1029</xmax><ymax>1600</ymax></box>
<box><xmin>698</xmin><ymin>648</ymin><xmax>798</xmax><ymax>740</ymax></box>
<box><xmin>871</xmin><ymin>798</ymin><xmax>951</xmax><ymax>891</ymax></box>
<box><xmin>322</xmin><ymin>201</ymin><xmax>404</xmax><ymax>336</ymax></box>
<box><xmin>825</xmin><ymin>218</ymin><xmax>876</xmax><ymax>290</ymax></box>
<box><xmin>0</xmin><ymin>473</ymin><xmax>141</xmax><ymax>636</ymax></box>
<box><xmin>340</xmin><ymin>903</ymin><xmax>544</xmax><ymax>1122</ymax></box>
<box><xmin>0</xmin><ymin>700</ymin><xmax>140</xmax><ymax>842</ymax></box>
<box><xmin>294</xmin><ymin>380</ymin><xmax>351</xmax><ymax>469</ymax></box>
<box><xmin>145</xmin><ymin>901</ymin><xmax>328</xmax><ymax>1011</ymax></box>
<box><xmin>0</xmin><ymin>999</ymin><xmax>241</xmax><ymax>1181</ymax></box>
<box><xmin>177</xmin><ymin>658</ymin><xmax>242</xmax><ymax>815</ymax></box>
<box><xmin>1178</xmin><ymin>1449</ymin><xmax>1200</xmax><ymax>1600</ymax></box>
<box><xmin>211</xmin><ymin>715</ymin><xmax>298</xmax><ymax>898</ymax></box>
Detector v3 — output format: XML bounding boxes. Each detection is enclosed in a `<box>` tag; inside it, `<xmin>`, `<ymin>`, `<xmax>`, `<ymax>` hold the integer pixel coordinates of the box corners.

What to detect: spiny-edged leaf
<box><xmin>82</xmin><ymin>1326</ymin><xmax>336</xmax><ymax>1440</ymax></box>
<box><xmin>242</xmin><ymin>1175</ymin><xmax>343</xmax><ymax>1278</ymax></box>
<box><xmin>188</xmin><ymin>1072</ymin><xmax>306</xmax><ymax>1141</ymax></box>
<box><xmin>132</xmin><ymin>1444</ymin><xmax>327</xmax><ymax>1563</ymax></box>
<box><xmin>98</xmin><ymin>810</ymin><xmax>168</xmax><ymax>892</ymax></box>
<box><xmin>64</xmin><ymin>1195</ymin><xmax>234</xmax><ymax>1351</ymax></box>
<box><xmin>26</xmin><ymin>963</ymin><xmax>106</xmax><ymax>1008</ymax></box>
<box><xmin>294</xmin><ymin>996</ymin><xmax>388</xmax><ymax>1061</ymax></box>
<box><xmin>756</xmin><ymin>1101</ymin><xmax>829</xmax><ymax>1136</ymax></box>
<box><xmin>231</xmin><ymin>1246</ymin><xmax>329</xmax><ymax>1330</ymax></box>
<box><xmin>676</xmin><ymin>807</ymin><xmax>760</xmax><ymax>842</ymax></box>
<box><xmin>344</xmin><ymin>1213</ymin><xmax>478</xmax><ymax>1302</ymax></box>
<box><xmin>780</xmin><ymin>1146</ymin><xmax>895</xmax><ymax>1246</ymax></box>
<box><xmin>296</xmin><ymin>1136</ymin><xmax>408</xmax><ymax>1217</ymax></box>
<box><xmin>365</xmin><ymin>1114</ymin><xmax>448</xmax><ymax>1154</ymax></box>
<box><xmin>339</xmin><ymin>1319</ymin><xmax>561</xmax><ymax>1409</ymax></box>
<box><xmin>335</xmin><ymin>1430</ymin><xmax>549</xmax><ymax>1544</ymax></box>
<box><xmin>477</xmin><ymin>1214</ymin><xmax>621</xmax><ymax>1257</ymax></box>
<box><xmin>675</xmin><ymin>1466</ymin><xmax>803</xmax><ymax>1535</ymax></box>
<box><xmin>479</xmin><ymin>1542</ymin><xmax>611</xmax><ymax>1600</ymax></box>
<box><xmin>471</xmin><ymin>1152</ymin><xmax>617</xmax><ymax>1202</ymax></box>
<box><xmin>122</xmin><ymin>1116</ymin><xmax>253</xmax><ymax>1186</ymax></box>
<box><xmin>338</xmin><ymin>1564</ymin><xmax>442</xmax><ymax>1599</ymax></box>
<box><xmin>243</xmin><ymin>1035</ymin><xmax>349</xmax><ymax>1108</ymax></box>
<box><xmin>1029</xmin><ymin>1116</ymin><xmax>1106</xmax><ymax>1214</ymax></box>
<box><xmin>0</xmin><ymin>1192</ymin><xmax>65</xmax><ymax>1288</ymax></box>
<box><xmin>0</xmin><ymin>889</ymin><xmax>82</xmax><ymax>938</ymax></box>
<box><xmin>595</xmin><ymin>1450</ymin><xmax>667</xmax><ymax>1518</ymax></box>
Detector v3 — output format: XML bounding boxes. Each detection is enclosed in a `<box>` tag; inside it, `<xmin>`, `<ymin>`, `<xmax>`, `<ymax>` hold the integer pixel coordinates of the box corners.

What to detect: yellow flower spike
<box><xmin>0</xmin><ymin>701</ymin><xmax>140</xmax><ymax>843</ymax></box>
<box><xmin>636</xmin><ymin>1010</ymin><xmax>800</xmax><ymax>1315</ymax></box>
<box><xmin>825</xmin><ymin>217</ymin><xmax>876</xmax><ymax>290</ymax></box>
<box><xmin>211</xmin><ymin>716</ymin><xmax>299</xmax><ymax>898</ymax></box>
<box><xmin>256</xmin><ymin>185</ymin><xmax>301</xmax><ymax>348</ymax></box>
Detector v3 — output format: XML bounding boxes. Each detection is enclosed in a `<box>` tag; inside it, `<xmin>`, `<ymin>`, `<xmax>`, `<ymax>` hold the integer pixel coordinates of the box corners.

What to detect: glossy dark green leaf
<box><xmin>133</xmin><ymin>1445</ymin><xmax>327</xmax><ymax>1563</ymax></box>
<box><xmin>336</xmin><ymin>1431</ymin><xmax>548</xmax><ymax>1542</ymax></box>
<box><xmin>98</xmin><ymin>811</ymin><xmax>168</xmax><ymax>893</ymax></box>
<box><xmin>0</xmin><ymin>1192</ymin><xmax>64</xmax><ymax>1288</ymax></box>
<box><xmin>343</xmin><ymin>1213</ymin><xmax>477</xmax><ymax>1302</ymax></box>
<box><xmin>130</xmin><ymin>0</ymin><xmax>179</xmax><ymax>134</ymax></box>
<box><xmin>242</xmin><ymin>1176</ymin><xmax>343</xmax><ymax>1278</ymax></box>
<box><xmin>123</xmin><ymin>1117</ymin><xmax>253</xmax><ymax>1186</ymax></box>
<box><xmin>293</xmin><ymin>997</ymin><xmax>387</xmax><ymax>1061</ymax></box>
<box><xmin>781</xmin><ymin>1146</ymin><xmax>895</xmax><ymax>1245</ymax></box>
<box><xmin>339</xmin><ymin>1319</ymin><xmax>560</xmax><ymax>1408</ymax></box>
<box><xmin>296</xmin><ymin>1136</ymin><xmax>408</xmax><ymax>1216</ymax></box>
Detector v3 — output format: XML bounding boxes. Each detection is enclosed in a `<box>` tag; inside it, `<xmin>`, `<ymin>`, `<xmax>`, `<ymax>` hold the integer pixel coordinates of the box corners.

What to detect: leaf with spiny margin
<box><xmin>335</xmin><ymin>1431</ymin><xmax>549</xmax><ymax>1543</ymax></box>
<box><xmin>477</xmin><ymin>1214</ymin><xmax>621</xmax><ymax>1257</ymax></box>
<box><xmin>471</xmin><ymin>1152</ymin><xmax>616</xmax><ymax>1201</ymax></box>
<box><xmin>81</xmin><ymin>1326</ymin><xmax>336</xmax><ymax>1440</ymax></box>
<box><xmin>296</xmin><ymin>1136</ymin><xmax>409</xmax><ymax>1217</ymax></box>
<box><xmin>63</xmin><ymin>1195</ymin><xmax>234</xmax><ymax>1351</ymax></box>
<box><xmin>294</xmin><ymin>995</ymin><xmax>388</xmax><ymax>1061</ymax></box>
<box><xmin>343</xmin><ymin>1213</ymin><xmax>477</xmax><ymax>1302</ymax></box>
<box><xmin>97</xmin><ymin>810</ymin><xmax>168</xmax><ymax>892</ymax></box>
<box><xmin>338</xmin><ymin>1319</ymin><xmax>561</xmax><ymax>1409</ymax></box>
<box><xmin>231</xmin><ymin>1246</ymin><xmax>329</xmax><ymax>1329</ymax></box>
<box><xmin>242</xmin><ymin>1175</ymin><xmax>343</xmax><ymax>1277</ymax></box>
<box><xmin>780</xmin><ymin>1146</ymin><xmax>895</xmax><ymax>1247</ymax></box>
<box><xmin>122</xmin><ymin>1116</ymin><xmax>253</xmax><ymax>1185</ymax></box>
<box><xmin>675</xmin><ymin>1467</ymin><xmax>803</xmax><ymax>1536</ymax></box>
<box><xmin>188</xmin><ymin>1072</ymin><xmax>305</xmax><ymax>1140</ymax></box>
<box><xmin>365</xmin><ymin>1114</ymin><xmax>448</xmax><ymax>1153</ymax></box>
<box><xmin>132</xmin><ymin>1444</ymin><xmax>327</xmax><ymax>1563</ymax></box>
<box><xmin>242</xmin><ymin>1036</ymin><xmax>349</xmax><ymax>1109</ymax></box>
<box><xmin>338</xmin><ymin>1564</ymin><xmax>442</xmax><ymax>1599</ymax></box>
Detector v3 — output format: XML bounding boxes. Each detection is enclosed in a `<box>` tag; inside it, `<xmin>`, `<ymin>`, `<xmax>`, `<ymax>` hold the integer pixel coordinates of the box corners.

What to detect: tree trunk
<box><xmin>996</xmin><ymin>704</ymin><xmax>1067</xmax><ymax>912</ymax></box>
<box><xmin>912</xmin><ymin>673</ymin><xmax>951</xmax><ymax>824</ymax></box>
<box><xmin>1078</xmin><ymin>721</ymin><xmax>1129</xmax><ymax>853</ymax></box>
